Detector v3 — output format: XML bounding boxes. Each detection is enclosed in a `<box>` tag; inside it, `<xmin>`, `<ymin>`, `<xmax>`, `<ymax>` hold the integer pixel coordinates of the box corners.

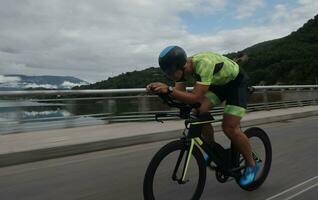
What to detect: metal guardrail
<box><xmin>1</xmin><ymin>85</ymin><xmax>318</xmax><ymax>97</ymax></box>
<box><xmin>0</xmin><ymin>88</ymin><xmax>146</xmax><ymax>97</ymax></box>
<box><xmin>1</xmin><ymin>85</ymin><xmax>318</xmax><ymax>134</ymax></box>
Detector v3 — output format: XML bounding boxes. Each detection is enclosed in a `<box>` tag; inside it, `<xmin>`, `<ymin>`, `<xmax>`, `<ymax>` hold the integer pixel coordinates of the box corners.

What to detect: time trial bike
<box><xmin>143</xmin><ymin>93</ymin><xmax>272</xmax><ymax>200</ymax></box>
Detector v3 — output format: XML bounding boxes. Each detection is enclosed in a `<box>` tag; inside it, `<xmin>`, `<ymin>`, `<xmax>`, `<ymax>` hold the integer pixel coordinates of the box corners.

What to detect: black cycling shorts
<box><xmin>205</xmin><ymin>68</ymin><xmax>249</xmax><ymax>117</ymax></box>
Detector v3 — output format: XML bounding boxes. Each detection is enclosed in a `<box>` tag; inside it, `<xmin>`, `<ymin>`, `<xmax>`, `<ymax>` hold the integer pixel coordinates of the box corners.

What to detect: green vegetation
<box><xmin>74</xmin><ymin>67</ymin><xmax>174</xmax><ymax>89</ymax></box>
<box><xmin>75</xmin><ymin>14</ymin><xmax>318</xmax><ymax>89</ymax></box>
<box><xmin>229</xmin><ymin>14</ymin><xmax>318</xmax><ymax>85</ymax></box>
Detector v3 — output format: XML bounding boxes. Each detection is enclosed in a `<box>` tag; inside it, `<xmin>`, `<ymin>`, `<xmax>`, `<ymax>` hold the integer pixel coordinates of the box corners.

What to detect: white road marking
<box><xmin>266</xmin><ymin>175</ymin><xmax>318</xmax><ymax>200</ymax></box>
<box><xmin>284</xmin><ymin>182</ymin><xmax>318</xmax><ymax>200</ymax></box>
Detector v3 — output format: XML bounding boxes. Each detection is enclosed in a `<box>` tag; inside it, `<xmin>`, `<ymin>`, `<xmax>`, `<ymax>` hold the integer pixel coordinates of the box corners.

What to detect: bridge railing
<box><xmin>1</xmin><ymin>85</ymin><xmax>318</xmax><ymax>134</ymax></box>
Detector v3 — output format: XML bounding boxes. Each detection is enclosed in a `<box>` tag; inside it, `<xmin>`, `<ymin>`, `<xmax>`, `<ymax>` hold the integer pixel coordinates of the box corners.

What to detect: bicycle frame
<box><xmin>153</xmin><ymin>93</ymin><xmax>246</xmax><ymax>183</ymax></box>
<box><xmin>177</xmin><ymin>119</ymin><xmax>242</xmax><ymax>183</ymax></box>
<box><xmin>146</xmin><ymin>93</ymin><xmax>270</xmax><ymax>196</ymax></box>
<box><xmin>178</xmin><ymin>136</ymin><xmax>223</xmax><ymax>183</ymax></box>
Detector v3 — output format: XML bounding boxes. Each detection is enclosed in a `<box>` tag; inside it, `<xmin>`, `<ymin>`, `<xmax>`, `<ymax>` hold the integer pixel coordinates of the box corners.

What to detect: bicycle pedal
<box><xmin>227</xmin><ymin>178</ymin><xmax>234</xmax><ymax>182</ymax></box>
<box><xmin>207</xmin><ymin>164</ymin><xmax>217</xmax><ymax>171</ymax></box>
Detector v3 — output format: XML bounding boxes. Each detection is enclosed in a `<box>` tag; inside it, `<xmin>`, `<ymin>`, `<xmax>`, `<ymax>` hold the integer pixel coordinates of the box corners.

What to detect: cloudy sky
<box><xmin>0</xmin><ymin>0</ymin><xmax>317</xmax><ymax>83</ymax></box>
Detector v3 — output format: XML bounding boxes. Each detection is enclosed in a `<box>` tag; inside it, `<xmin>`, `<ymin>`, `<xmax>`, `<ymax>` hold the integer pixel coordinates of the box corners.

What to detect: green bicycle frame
<box><xmin>181</xmin><ymin>137</ymin><xmax>209</xmax><ymax>182</ymax></box>
<box><xmin>180</xmin><ymin>120</ymin><xmax>225</xmax><ymax>182</ymax></box>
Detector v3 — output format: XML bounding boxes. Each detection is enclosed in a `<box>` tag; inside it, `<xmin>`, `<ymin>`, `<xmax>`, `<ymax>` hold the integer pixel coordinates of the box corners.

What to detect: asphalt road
<box><xmin>0</xmin><ymin>116</ymin><xmax>318</xmax><ymax>200</ymax></box>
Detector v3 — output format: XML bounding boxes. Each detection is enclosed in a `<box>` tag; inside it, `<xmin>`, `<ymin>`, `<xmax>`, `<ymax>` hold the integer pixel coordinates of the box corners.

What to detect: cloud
<box><xmin>235</xmin><ymin>0</ymin><xmax>265</xmax><ymax>19</ymax></box>
<box><xmin>23</xmin><ymin>83</ymin><xmax>58</xmax><ymax>89</ymax></box>
<box><xmin>181</xmin><ymin>25</ymin><xmax>292</xmax><ymax>55</ymax></box>
<box><xmin>191</xmin><ymin>0</ymin><xmax>227</xmax><ymax>13</ymax></box>
<box><xmin>271</xmin><ymin>0</ymin><xmax>318</xmax><ymax>28</ymax></box>
<box><xmin>0</xmin><ymin>75</ymin><xmax>21</xmax><ymax>83</ymax></box>
<box><xmin>61</xmin><ymin>81</ymin><xmax>88</xmax><ymax>88</ymax></box>
<box><xmin>0</xmin><ymin>0</ymin><xmax>190</xmax><ymax>82</ymax></box>
<box><xmin>272</xmin><ymin>4</ymin><xmax>288</xmax><ymax>23</ymax></box>
<box><xmin>0</xmin><ymin>0</ymin><xmax>317</xmax><ymax>83</ymax></box>
<box><xmin>298</xmin><ymin>0</ymin><xmax>316</xmax><ymax>5</ymax></box>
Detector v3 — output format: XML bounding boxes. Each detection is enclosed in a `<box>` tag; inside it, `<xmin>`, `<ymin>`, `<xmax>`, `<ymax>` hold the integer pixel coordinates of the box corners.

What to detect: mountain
<box><xmin>227</xmin><ymin>14</ymin><xmax>318</xmax><ymax>85</ymax></box>
<box><xmin>0</xmin><ymin>74</ymin><xmax>89</xmax><ymax>90</ymax></box>
<box><xmin>73</xmin><ymin>67</ymin><xmax>174</xmax><ymax>89</ymax></box>
<box><xmin>77</xmin><ymin>14</ymin><xmax>318</xmax><ymax>89</ymax></box>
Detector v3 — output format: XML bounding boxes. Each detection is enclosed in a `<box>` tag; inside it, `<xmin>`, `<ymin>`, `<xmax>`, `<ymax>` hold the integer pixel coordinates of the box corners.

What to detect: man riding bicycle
<box><xmin>146</xmin><ymin>46</ymin><xmax>259</xmax><ymax>186</ymax></box>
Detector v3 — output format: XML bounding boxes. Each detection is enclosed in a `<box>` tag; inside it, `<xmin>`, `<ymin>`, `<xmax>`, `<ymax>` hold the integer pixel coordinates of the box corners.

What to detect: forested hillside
<box><xmin>74</xmin><ymin>14</ymin><xmax>318</xmax><ymax>89</ymax></box>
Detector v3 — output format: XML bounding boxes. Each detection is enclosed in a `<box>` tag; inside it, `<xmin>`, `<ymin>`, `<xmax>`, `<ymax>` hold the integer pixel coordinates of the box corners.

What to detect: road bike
<box><xmin>143</xmin><ymin>93</ymin><xmax>272</xmax><ymax>200</ymax></box>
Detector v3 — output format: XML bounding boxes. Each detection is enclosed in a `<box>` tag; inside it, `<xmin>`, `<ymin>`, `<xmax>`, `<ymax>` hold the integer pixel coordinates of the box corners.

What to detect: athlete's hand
<box><xmin>146</xmin><ymin>82</ymin><xmax>168</xmax><ymax>94</ymax></box>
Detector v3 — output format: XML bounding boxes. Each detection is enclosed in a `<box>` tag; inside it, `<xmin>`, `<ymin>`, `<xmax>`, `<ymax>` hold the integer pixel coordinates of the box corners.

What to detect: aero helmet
<box><xmin>158</xmin><ymin>46</ymin><xmax>187</xmax><ymax>75</ymax></box>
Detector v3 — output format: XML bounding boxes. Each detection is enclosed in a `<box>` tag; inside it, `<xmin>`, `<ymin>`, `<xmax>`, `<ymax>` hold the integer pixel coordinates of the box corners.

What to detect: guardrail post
<box><xmin>310</xmin><ymin>88</ymin><xmax>316</xmax><ymax>105</ymax></box>
<box><xmin>263</xmin><ymin>89</ymin><xmax>270</xmax><ymax>110</ymax></box>
<box><xmin>108</xmin><ymin>99</ymin><xmax>117</xmax><ymax>123</ymax></box>
<box><xmin>16</xmin><ymin>100</ymin><xmax>23</xmax><ymax>133</ymax></box>
<box><xmin>281</xmin><ymin>88</ymin><xmax>288</xmax><ymax>108</ymax></box>
<box><xmin>139</xmin><ymin>96</ymin><xmax>149</xmax><ymax>112</ymax></box>
<box><xmin>64</xmin><ymin>99</ymin><xmax>75</xmax><ymax>128</ymax></box>
<box><xmin>316</xmin><ymin>89</ymin><xmax>318</xmax><ymax>106</ymax></box>
<box><xmin>296</xmin><ymin>88</ymin><xmax>303</xmax><ymax>107</ymax></box>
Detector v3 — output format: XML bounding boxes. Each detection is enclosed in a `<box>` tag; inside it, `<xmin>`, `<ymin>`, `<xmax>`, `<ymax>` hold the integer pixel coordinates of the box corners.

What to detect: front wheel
<box><xmin>232</xmin><ymin>127</ymin><xmax>272</xmax><ymax>191</ymax></box>
<box><xmin>143</xmin><ymin>140</ymin><xmax>207</xmax><ymax>200</ymax></box>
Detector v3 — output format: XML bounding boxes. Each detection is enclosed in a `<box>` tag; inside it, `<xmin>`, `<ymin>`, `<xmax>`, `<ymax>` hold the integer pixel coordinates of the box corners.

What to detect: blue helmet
<box><xmin>158</xmin><ymin>46</ymin><xmax>187</xmax><ymax>75</ymax></box>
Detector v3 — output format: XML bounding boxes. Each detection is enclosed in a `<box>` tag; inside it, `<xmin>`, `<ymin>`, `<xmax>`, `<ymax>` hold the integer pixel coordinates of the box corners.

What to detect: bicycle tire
<box><xmin>232</xmin><ymin>127</ymin><xmax>272</xmax><ymax>191</ymax></box>
<box><xmin>143</xmin><ymin>140</ymin><xmax>207</xmax><ymax>200</ymax></box>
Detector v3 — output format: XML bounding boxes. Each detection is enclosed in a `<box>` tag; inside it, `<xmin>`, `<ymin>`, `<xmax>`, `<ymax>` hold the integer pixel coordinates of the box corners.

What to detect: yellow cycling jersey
<box><xmin>180</xmin><ymin>52</ymin><xmax>240</xmax><ymax>86</ymax></box>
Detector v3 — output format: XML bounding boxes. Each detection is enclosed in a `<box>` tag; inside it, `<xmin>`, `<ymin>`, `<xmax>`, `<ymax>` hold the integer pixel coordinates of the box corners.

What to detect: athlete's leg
<box><xmin>221</xmin><ymin>68</ymin><xmax>259</xmax><ymax>185</ymax></box>
<box><xmin>222</xmin><ymin>113</ymin><xmax>255</xmax><ymax>166</ymax></box>
<box><xmin>197</xmin><ymin>97</ymin><xmax>214</xmax><ymax>144</ymax></box>
<box><xmin>197</xmin><ymin>91</ymin><xmax>223</xmax><ymax>144</ymax></box>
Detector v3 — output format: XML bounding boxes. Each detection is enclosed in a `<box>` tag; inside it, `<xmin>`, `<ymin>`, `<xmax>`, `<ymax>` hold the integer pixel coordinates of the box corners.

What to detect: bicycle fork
<box><xmin>172</xmin><ymin>138</ymin><xmax>200</xmax><ymax>184</ymax></box>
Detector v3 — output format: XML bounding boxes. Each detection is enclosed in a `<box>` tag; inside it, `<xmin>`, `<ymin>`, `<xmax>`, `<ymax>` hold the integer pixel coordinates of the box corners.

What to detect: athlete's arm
<box><xmin>146</xmin><ymin>81</ymin><xmax>208</xmax><ymax>103</ymax></box>
<box><xmin>170</xmin><ymin>83</ymin><xmax>209</xmax><ymax>104</ymax></box>
<box><xmin>174</xmin><ymin>82</ymin><xmax>186</xmax><ymax>92</ymax></box>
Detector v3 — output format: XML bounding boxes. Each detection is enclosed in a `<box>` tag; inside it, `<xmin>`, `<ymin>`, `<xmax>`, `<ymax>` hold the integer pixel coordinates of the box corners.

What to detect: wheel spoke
<box><xmin>233</xmin><ymin>127</ymin><xmax>272</xmax><ymax>191</ymax></box>
<box><xmin>239</xmin><ymin>156</ymin><xmax>245</xmax><ymax>164</ymax></box>
<box><xmin>144</xmin><ymin>140</ymin><xmax>207</xmax><ymax>200</ymax></box>
<box><xmin>252</xmin><ymin>151</ymin><xmax>262</xmax><ymax>162</ymax></box>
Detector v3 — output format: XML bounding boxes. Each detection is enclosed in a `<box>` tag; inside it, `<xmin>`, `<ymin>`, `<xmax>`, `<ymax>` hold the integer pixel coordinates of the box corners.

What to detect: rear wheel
<box><xmin>143</xmin><ymin>140</ymin><xmax>207</xmax><ymax>200</ymax></box>
<box><xmin>232</xmin><ymin>127</ymin><xmax>272</xmax><ymax>191</ymax></box>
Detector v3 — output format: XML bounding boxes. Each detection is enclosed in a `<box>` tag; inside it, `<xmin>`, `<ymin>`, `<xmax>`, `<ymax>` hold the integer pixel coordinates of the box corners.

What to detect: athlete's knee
<box><xmin>198</xmin><ymin>106</ymin><xmax>210</xmax><ymax>113</ymax></box>
<box><xmin>222</xmin><ymin>123</ymin><xmax>241</xmax><ymax>139</ymax></box>
<box><xmin>198</xmin><ymin>98</ymin><xmax>213</xmax><ymax>113</ymax></box>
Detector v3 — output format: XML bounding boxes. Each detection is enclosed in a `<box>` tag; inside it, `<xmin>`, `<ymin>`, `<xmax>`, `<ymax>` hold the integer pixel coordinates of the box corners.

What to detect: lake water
<box><xmin>0</xmin><ymin>100</ymin><xmax>104</xmax><ymax>134</ymax></box>
<box><xmin>0</xmin><ymin>91</ymin><xmax>298</xmax><ymax>134</ymax></box>
<box><xmin>0</xmin><ymin>97</ymin><xmax>170</xmax><ymax>134</ymax></box>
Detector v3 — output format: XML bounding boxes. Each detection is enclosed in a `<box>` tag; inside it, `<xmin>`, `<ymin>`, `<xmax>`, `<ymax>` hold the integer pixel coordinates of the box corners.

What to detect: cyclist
<box><xmin>146</xmin><ymin>46</ymin><xmax>259</xmax><ymax>186</ymax></box>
